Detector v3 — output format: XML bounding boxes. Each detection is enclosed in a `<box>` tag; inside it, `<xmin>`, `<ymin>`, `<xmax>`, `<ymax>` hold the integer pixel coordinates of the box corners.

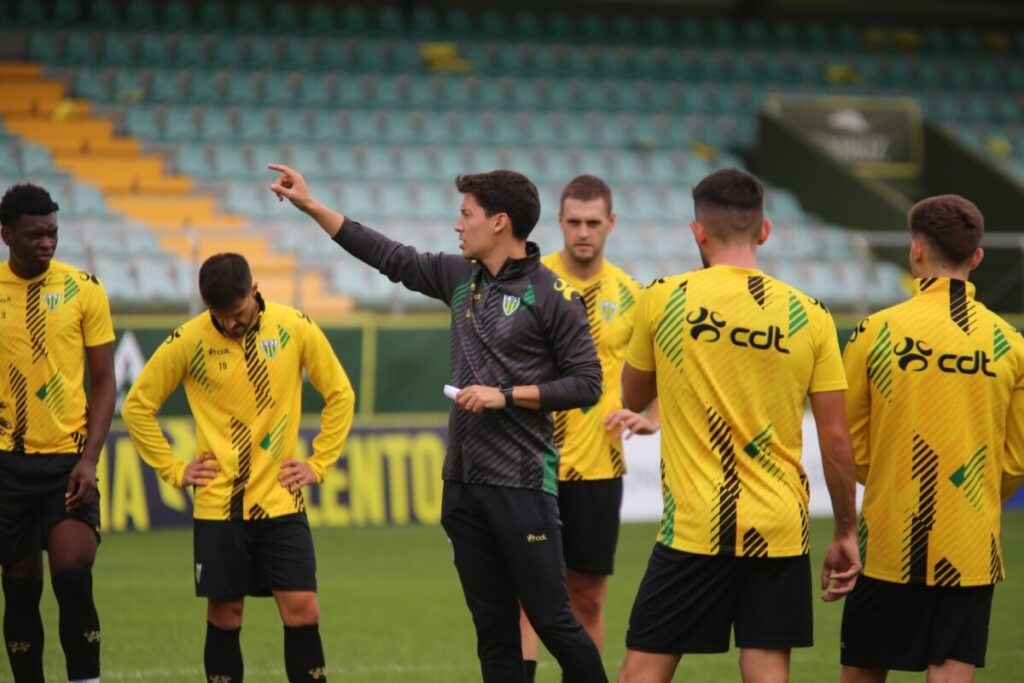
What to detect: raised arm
<box><xmin>268</xmin><ymin>163</ymin><xmax>470</xmax><ymax>304</ymax></box>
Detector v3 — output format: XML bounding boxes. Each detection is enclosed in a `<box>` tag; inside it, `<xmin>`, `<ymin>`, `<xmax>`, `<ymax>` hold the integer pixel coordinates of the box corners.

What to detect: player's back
<box><xmin>844</xmin><ymin>277</ymin><xmax>1024</xmax><ymax>586</ymax></box>
<box><xmin>629</xmin><ymin>264</ymin><xmax>846</xmax><ymax>557</ymax></box>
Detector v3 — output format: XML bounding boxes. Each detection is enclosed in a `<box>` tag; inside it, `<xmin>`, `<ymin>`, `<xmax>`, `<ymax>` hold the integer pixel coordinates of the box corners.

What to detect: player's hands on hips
<box><xmin>604</xmin><ymin>408</ymin><xmax>659</xmax><ymax>439</ymax></box>
<box><xmin>279</xmin><ymin>460</ymin><xmax>318</xmax><ymax>493</ymax></box>
<box><xmin>268</xmin><ymin>164</ymin><xmax>316</xmax><ymax>212</ymax></box>
<box><xmin>0</xmin><ymin>399</ymin><xmax>11</xmax><ymax>435</ymax></box>
<box><xmin>455</xmin><ymin>385</ymin><xmax>506</xmax><ymax>414</ymax></box>
<box><xmin>183</xmin><ymin>452</ymin><xmax>220</xmax><ymax>487</ymax></box>
<box><xmin>65</xmin><ymin>457</ymin><xmax>97</xmax><ymax>512</ymax></box>
<box><xmin>820</xmin><ymin>533</ymin><xmax>862</xmax><ymax>602</ymax></box>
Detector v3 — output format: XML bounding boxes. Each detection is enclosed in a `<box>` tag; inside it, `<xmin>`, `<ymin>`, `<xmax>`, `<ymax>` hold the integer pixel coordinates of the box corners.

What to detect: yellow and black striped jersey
<box><xmin>122</xmin><ymin>295</ymin><xmax>355</xmax><ymax>521</ymax></box>
<box><xmin>541</xmin><ymin>253</ymin><xmax>642</xmax><ymax>480</ymax></box>
<box><xmin>844</xmin><ymin>277</ymin><xmax>1024</xmax><ymax>586</ymax></box>
<box><xmin>0</xmin><ymin>259</ymin><xmax>114</xmax><ymax>454</ymax></box>
<box><xmin>627</xmin><ymin>265</ymin><xmax>847</xmax><ymax>557</ymax></box>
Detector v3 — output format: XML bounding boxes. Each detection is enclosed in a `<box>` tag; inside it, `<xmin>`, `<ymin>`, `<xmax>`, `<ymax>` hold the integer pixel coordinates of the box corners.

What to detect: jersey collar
<box><xmin>487</xmin><ymin>241</ymin><xmax>541</xmax><ymax>282</ymax></box>
<box><xmin>912</xmin><ymin>277</ymin><xmax>976</xmax><ymax>299</ymax></box>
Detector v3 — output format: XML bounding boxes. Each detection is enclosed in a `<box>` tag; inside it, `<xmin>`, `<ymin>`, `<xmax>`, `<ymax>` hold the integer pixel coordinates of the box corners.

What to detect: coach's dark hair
<box><xmin>199</xmin><ymin>253</ymin><xmax>253</xmax><ymax>309</ymax></box>
<box><xmin>0</xmin><ymin>183</ymin><xmax>59</xmax><ymax>228</ymax></box>
<box><xmin>560</xmin><ymin>174</ymin><xmax>613</xmax><ymax>214</ymax></box>
<box><xmin>909</xmin><ymin>195</ymin><xmax>984</xmax><ymax>265</ymax></box>
<box><xmin>455</xmin><ymin>169</ymin><xmax>541</xmax><ymax>240</ymax></box>
<box><xmin>691</xmin><ymin>168</ymin><xmax>764</xmax><ymax>238</ymax></box>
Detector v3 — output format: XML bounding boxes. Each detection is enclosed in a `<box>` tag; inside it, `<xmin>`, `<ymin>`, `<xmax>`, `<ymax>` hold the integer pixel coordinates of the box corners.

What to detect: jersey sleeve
<box><xmin>1002</xmin><ymin>348</ymin><xmax>1024</xmax><ymax>502</ymax></box>
<box><xmin>298</xmin><ymin>315</ymin><xmax>356</xmax><ymax>482</ymax></box>
<box><xmin>842</xmin><ymin>318</ymin><xmax>873</xmax><ymax>484</ymax></box>
<box><xmin>121</xmin><ymin>327</ymin><xmax>190</xmax><ymax>487</ymax></box>
<box><xmin>536</xmin><ymin>281</ymin><xmax>602</xmax><ymax>411</ymax></box>
<box><xmin>625</xmin><ymin>285</ymin><xmax>655</xmax><ymax>372</ymax></box>
<box><xmin>808</xmin><ymin>306</ymin><xmax>848</xmax><ymax>394</ymax></box>
<box><xmin>333</xmin><ymin>218</ymin><xmax>473</xmax><ymax>305</ymax></box>
<box><xmin>81</xmin><ymin>274</ymin><xmax>115</xmax><ymax>347</ymax></box>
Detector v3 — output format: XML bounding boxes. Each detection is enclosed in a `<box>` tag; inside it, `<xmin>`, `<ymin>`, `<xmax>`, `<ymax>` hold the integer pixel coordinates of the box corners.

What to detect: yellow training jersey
<box><xmin>542</xmin><ymin>253</ymin><xmax>642</xmax><ymax>480</ymax></box>
<box><xmin>122</xmin><ymin>295</ymin><xmax>355</xmax><ymax>521</ymax></box>
<box><xmin>844</xmin><ymin>278</ymin><xmax>1024</xmax><ymax>586</ymax></box>
<box><xmin>627</xmin><ymin>265</ymin><xmax>847</xmax><ymax>557</ymax></box>
<box><xmin>0</xmin><ymin>259</ymin><xmax>114</xmax><ymax>454</ymax></box>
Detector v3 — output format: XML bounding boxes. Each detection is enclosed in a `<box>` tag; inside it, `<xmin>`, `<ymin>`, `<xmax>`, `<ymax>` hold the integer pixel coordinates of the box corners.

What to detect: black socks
<box><xmin>284</xmin><ymin>624</ymin><xmax>326</xmax><ymax>682</ymax></box>
<box><xmin>2</xmin><ymin>575</ymin><xmax>44</xmax><ymax>683</ymax></box>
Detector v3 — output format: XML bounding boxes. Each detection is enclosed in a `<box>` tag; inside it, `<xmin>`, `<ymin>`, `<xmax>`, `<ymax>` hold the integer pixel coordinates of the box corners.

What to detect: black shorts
<box><xmin>193</xmin><ymin>513</ymin><xmax>317</xmax><ymax>600</ymax></box>
<box><xmin>558</xmin><ymin>477</ymin><xmax>623</xmax><ymax>576</ymax></box>
<box><xmin>840</xmin><ymin>574</ymin><xmax>994</xmax><ymax>670</ymax></box>
<box><xmin>626</xmin><ymin>544</ymin><xmax>813</xmax><ymax>654</ymax></box>
<box><xmin>0</xmin><ymin>451</ymin><xmax>101</xmax><ymax>568</ymax></box>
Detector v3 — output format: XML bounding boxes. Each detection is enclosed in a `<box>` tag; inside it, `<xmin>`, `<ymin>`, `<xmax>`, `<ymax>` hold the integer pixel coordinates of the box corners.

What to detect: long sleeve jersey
<box><xmin>334</xmin><ymin>219</ymin><xmax>602</xmax><ymax>495</ymax></box>
<box><xmin>122</xmin><ymin>294</ymin><xmax>355</xmax><ymax>520</ymax></box>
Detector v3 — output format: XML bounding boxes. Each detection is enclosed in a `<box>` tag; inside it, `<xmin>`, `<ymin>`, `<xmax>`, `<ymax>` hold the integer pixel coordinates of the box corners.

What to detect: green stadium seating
<box><xmin>53</xmin><ymin>0</ymin><xmax>80</xmax><ymax>26</ymax></box>
<box><xmin>14</xmin><ymin>0</ymin><xmax>44</xmax><ymax>26</ymax></box>
<box><xmin>269</xmin><ymin>4</ymin><xmax>299</xmax><ymax>33</ymax></box>
<box><xmin>163</xmin><ymin>106</ymin><xmax>196</xmax><ymax>141</ymax></box>
<box><xmin>236</xmin><ymin>2</ymin><xmax>263</xmax><ymax>32</ymax></box>
<box><xmin>63</xmin><ymin>33</ymin><xmax>95</xmax><ymax>65</ymax></box>
<box><xmin>339</xmin><ymin>5</ymin><xmax>370</xmax><ymax>34</ymax></box>
<box><xmin>162</xmin><ymin>1</ymin><xmax>190</xmax><ymax>30</ymax></box>
<box><xmin>124</xmin><ymin>0</ymin><xmax>155</xmax><ymax>27</ymax></box>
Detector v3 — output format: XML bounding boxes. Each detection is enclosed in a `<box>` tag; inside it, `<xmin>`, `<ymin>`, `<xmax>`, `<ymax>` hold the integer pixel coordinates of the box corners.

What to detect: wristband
<box><xmin>501</xmin><ymin>385</ymin><xmax>514</xmax><ymax>408</ymax></box>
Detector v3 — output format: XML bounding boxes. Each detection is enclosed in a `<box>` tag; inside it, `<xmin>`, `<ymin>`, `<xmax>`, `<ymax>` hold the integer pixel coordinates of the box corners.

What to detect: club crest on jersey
<box><xmin>44</xmin><ymin>293</ymin><xmax>62</xmax><ymax>311</ymax></box>
<box><xmin>600</xmin><ymin>300</ymin><xmax>617</xmax><ymax>321</ymax></box>
<box><xmin>260</xmin><ymin>338</ymin><xmax>279</xmax><ymax>359</ymax></box>
<box><xmin>502</xmin><ymin>295</ymin><xmax>521</xmax><ymax>317</ymax></box>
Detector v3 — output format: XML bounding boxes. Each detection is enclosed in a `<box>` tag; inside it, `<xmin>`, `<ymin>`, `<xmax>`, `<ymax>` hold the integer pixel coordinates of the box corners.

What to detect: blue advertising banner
<box><xmin>96</xmin><ymin>420</ymin><xmax>448</xmax><ymax>532</ymax></box>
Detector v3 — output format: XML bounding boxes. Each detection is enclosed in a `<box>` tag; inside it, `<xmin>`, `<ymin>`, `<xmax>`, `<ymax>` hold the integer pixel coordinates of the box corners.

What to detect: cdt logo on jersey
<box><xmin>44</xmin><ymin>293</ymin><xmax>61</xmax><ymax>311</ymax></box>
<box><xmin>600</xmin><ymin>300</ymin><xmax>617</xmax><ymax>322</ymax></box>
<box><xmin>260</xmin><ymin>338</ymin><xmax>279</xmax><ymax>359</ymax></box>
<box><xmin>502</xmin><ymin>295</ymin><xmax>521</xmax><ymax>317</ymax></box>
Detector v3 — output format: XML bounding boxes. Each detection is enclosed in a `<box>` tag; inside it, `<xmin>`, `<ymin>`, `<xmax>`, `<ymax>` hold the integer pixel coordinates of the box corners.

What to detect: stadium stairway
<box><xmin>0</xmin><ymin>61</ymin><xmax>353</xmax><ymax>317</ymax></box>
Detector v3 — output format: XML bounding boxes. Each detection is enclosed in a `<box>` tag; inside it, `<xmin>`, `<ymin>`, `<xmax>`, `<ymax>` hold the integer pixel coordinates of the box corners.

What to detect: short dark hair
<box><xmin>199</xmin><ymin>253</ymin><xmax>253</xmax><ymax>309</ymax></box>
<box><xmin>691</xmin><ymin>168</ymin><xmax>764</xmax><ymax>238</ymax></box>
<box><xmin>0</xmin><ymin>183</ymin><xmax>59</xmax><ymax>228</ymax></box>
<box><xmin>909</xmin><ymin>195</ymin><xmax>984</xmax><ymax>265</ymax></box>
<box><xmin>455</xmin><ymin>169</ymin><xmax>541</xmax><ymax>241</ymax></box>
<box><xmin>560</xmin><ymin>174</ymin><xmax>613</xmax><ymax>214</ymax></box>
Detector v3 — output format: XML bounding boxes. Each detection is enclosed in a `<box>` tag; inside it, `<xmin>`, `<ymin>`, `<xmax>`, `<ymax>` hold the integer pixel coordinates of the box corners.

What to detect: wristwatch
<box><xmin>501</xmin><ymin>385</ymin><xmax>514</xmax><ymax>408</ymax></box>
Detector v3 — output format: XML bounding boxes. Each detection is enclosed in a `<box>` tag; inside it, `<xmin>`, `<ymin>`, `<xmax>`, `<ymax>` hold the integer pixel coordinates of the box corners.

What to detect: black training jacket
<box><xmin>334</xmin><ymin>218</ymin><xmax>602</xmax><ymax>494</ymax></box>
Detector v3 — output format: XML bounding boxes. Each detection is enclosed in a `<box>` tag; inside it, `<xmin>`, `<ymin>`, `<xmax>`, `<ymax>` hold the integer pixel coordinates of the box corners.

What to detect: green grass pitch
<box><xmin>5</xmin><ymin>513</ymin><xmax>1023</xmax><ymax>681</ymax></box>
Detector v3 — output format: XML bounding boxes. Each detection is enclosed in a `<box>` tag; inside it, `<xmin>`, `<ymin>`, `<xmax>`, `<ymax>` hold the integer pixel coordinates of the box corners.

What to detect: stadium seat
<box><xmin>124</xmin><ymin>0</ymin><xmax>155</xmax><ymax>27</ymax></box>
<box><xmin>100</xmin><ymin>34</ymin><xmax>133</xmax><ymax>65</ymax></box>
<box><xmin>162</xmin><ymin>106</ymin><xmax>196</xmax><ymax>141</ymax></box>
<box><xmin>13</xmin><ymin>0</ymin><xmax>43</xmax><ymax>25</ymax></box>
<box><xmin>199</xmin><ymin>108</ymin><xmax>234</xmax><ymax>142</ymax></box>
<box><xmin>90</xmin><ymin>0</ymin><xmax>119</xmax><ymax>26</ymax></box>
<box><xmin>93</xmin><ymin>257</ymin><xmax>139</xmax><ymax>302</ymax></box>
<box><xmin>63</xmin><ymin>33</ymin><xmax>96</xmax><ymax>65</ymax></box>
